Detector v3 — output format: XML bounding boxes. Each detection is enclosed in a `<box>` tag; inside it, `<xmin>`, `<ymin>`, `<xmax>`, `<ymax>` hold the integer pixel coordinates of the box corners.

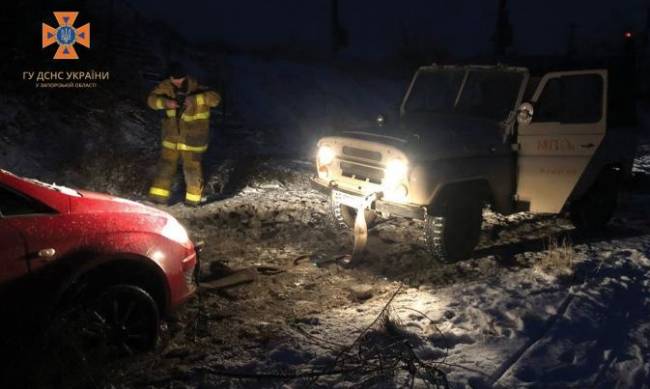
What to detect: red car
<box><xmin>0</xmin><ymin>169</ymin><xmax>198</xmax><ymax>352</ymax></box>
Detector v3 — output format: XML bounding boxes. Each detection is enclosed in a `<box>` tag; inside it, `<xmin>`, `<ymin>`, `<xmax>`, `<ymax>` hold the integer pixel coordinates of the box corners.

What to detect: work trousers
<box><xmin>149</xmin><ymin>147</ymin><xmax>204</xmax><ymax>204</ymax></box>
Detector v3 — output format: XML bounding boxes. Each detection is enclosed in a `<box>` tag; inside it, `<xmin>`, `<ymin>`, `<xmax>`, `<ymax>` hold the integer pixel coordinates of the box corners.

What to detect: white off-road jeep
<box><xmin>312</xmin><ymin>64</ymin><xmax>638</xmax><ymax>261</ymax></box>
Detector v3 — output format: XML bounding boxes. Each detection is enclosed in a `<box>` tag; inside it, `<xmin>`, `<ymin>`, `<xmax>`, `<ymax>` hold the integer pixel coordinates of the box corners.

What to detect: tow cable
<box><xmin>352</xmin><ymin>192</ymin><xmax>379</xmax><ymax>260</ymax></box>
<box><xmin>192</xmin><ymin>241</ymin><xmax>208</xmax><ymax>339</ymax></box>
<box><xmin>189</xmin><ymin>241</ymin><xmax>286</xmax><ymax>338</ymax></box>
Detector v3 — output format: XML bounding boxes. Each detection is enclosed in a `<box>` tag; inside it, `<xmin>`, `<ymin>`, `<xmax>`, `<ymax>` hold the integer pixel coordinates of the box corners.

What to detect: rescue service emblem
<box><xmin>42</xmin><ymin>12</ymin><xmax>90</xmax><ymax>60</ymax></box>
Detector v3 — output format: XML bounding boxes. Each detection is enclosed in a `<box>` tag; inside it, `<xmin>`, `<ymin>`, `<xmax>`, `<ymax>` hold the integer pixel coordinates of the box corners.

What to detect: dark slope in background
<box><xmin>0</xmin><ymin>0</ymin><xmax>410</xmax><ymax>198</ymax></box>
<box><xmin>1</xmin><ymin>0</ymin><xmax>649</xmax><ymax>198</ymax></box>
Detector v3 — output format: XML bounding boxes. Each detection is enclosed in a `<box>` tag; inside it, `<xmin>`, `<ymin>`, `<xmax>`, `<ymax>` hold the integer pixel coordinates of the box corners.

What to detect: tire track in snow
<box><xmin>489</xmin><ymin>291</ymin><xmax>575</xmax><ymax>387</ymax></box>
<box><xmin>491</xmin><ymin>243</ymin><xmax>650</xmax><ymax>388</ymax></box>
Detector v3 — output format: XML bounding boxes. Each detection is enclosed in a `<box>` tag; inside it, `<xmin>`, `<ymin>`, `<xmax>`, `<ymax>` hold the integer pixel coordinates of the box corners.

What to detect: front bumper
<box><xmin>171</xmin><ymin>251</ymin><xmax>197</xmax><ymax>307</ymax></box>
<box><xmin>311</xmin><ymin>176</ymin><xmax>426</xmax><ymax>220</ymax></box>
<box><xmin>168</xmin><ymin>242</ymin><xmax>203</xmax><ymax>314</ymax></box>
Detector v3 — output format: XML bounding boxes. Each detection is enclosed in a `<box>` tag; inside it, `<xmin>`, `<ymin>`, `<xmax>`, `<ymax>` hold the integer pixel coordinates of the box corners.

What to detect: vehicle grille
<box><xmin>342</xmin><ymin>146</ymin><xmax>382</xmax><ymax>162</ymax></box>
<box><xmin>340</xmin><ymin>161</ymin><xmax>384</xmax><ymax>184</ymax></box>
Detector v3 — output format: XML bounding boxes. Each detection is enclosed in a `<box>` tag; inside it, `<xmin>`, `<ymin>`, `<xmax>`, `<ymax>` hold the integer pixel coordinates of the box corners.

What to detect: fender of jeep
<box><xmin>414</xmin><ymin>154</ymin><xmax>515</xmax><ymax>214</ymax></box>
<box><xmin>427</xmin><ymin>179</ymin><xmax>493</xmax><ymax>213</ymax></box>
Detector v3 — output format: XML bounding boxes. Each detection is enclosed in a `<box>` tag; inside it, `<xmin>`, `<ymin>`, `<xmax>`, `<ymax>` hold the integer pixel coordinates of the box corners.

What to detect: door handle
<box><xmin>580</xmin><ymin>143</ymin><xmax>595</xmax><ymax>149</ymax></box>
<box><xmin>38</xmin><ymin>248</ymin><xmax>57</xmax><ymax>260</ymax></box>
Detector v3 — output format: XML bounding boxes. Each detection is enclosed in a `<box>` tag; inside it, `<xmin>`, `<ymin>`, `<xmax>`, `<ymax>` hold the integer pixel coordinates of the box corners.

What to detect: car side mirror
<box><xmin>517</xmin><ymin>102</ymin><xmax>534</xmax><ymax>125</ymax></box>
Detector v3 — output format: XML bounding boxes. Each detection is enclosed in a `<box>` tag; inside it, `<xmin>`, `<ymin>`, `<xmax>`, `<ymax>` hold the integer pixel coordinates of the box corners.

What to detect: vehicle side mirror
<box><xmin>517</xmin><ymin>102</ymin><xmax>534</xmax><ymax>125</ymax></box>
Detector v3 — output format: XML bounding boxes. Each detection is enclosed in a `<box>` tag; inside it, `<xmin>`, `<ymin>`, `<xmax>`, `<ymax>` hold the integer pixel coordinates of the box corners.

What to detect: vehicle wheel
<box><xmin>91</xmin><ymin>285</ymin><xmax>160</xmax><ymax>354</ymax></box>
<box><xmin>38</xmin><ymin>285</ymin><xmax>160</xmax><ymax>385</ymax></box>
<box><xmin>329</xmin><ymin>196</ymin><xmax>377</xmax><ymax>230</ymax></box>
<box><xmin>54</xmin><ymin>285</ymin><xmax>160</xmax><ymax>357</ymax></box>
<box><xmin>424</xmin><ymin>194</ymin><xmax>483</xmax><ymax>262</ymax></box>
<box><xmin>569</xmin><ymin>169</ymin><xmax>620</xmax><ymax>230</ymax></box>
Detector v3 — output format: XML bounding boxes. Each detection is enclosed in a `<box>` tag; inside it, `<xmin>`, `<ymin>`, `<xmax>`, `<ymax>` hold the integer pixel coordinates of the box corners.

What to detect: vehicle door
<box><xmin>0</xmin><ymin>217</ymin><xmax>27</xmax><ymax>285</ymax></box>
<box><xmin>515</xmin><ymin>70</ymin><xmax>607</xmax><ymax>213</ymax></box>
<box><xmin>0</xmin><ymin>185</ymin><xmax>66</xmax><ymax>274</ymax></box>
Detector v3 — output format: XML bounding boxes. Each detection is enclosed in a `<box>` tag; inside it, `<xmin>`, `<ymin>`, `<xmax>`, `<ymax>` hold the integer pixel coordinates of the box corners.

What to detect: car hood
<box><xmin>70</xmin><ymin>190</ymin><xmax>168</xmax><ymax>216</ymax></box>
<box><xmin>340</xmin><ymin>127</ymin><xmax>412</xmax><ymax>149</ymax></box>
<box><xmin>342</xmin><ymin>114</ymin><xmax>508</xmax><ymax>161</ymax></box>
<box><xmin>1</xmin><ymin>170</ymin><xmax>168</xmax><ymax>218</ymax></box>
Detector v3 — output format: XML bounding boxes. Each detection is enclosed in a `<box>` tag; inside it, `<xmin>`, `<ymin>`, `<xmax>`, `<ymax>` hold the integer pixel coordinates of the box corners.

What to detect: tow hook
<box><xmin>194</xmin><ymin>240</ymin><xmax>205</xmax><ymax>254</ymax></box>
<box><xmin>352</xmin><ymin>192</ymin><xmax>380</xmax><ymax>260</ymax></box>
<box><xmin>193</xmin><ymin>240</ymin><xmax>205</xmax><ymax>287</ymax></box>
<box><xmin>191</xmin><ymin>240</ymin><xmax>209</xmax><ymax>339</ymax></box>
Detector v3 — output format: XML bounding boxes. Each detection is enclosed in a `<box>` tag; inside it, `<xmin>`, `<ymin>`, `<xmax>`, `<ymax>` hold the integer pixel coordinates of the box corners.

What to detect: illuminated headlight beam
<box><xmin>385</xmin><ymin>159</ymin><xmax>408</xmax><ymax>182</ymax></box>
<box><xmin>383</xmin><ymin>159</ymin><xmax>409</xmax><ymax>202</ymax></box>
<box><xmin>317</xmin><ymin>145</ymin><xmax>335</xmax><ymax>166</ymax></box>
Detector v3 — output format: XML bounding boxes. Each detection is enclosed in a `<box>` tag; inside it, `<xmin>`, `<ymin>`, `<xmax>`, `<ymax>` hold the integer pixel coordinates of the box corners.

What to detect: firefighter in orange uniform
<box><xmin>147</xmin><ymin>62</ymin><xmax>221</xmax><ymax>206</ymax></box>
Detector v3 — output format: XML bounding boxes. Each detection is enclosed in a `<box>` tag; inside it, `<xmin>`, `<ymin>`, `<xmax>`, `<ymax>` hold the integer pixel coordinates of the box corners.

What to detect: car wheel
<box><xmin>424</xmin><ymin>194</ymin><xmax>483</xmax><ymax>262</ymax></box>
<box><xmin>89</xmin><ymin>285</ymin><xmax>160</xmax><ymax>354</ymax></box>
<box><xmin>52</xmin><ymin>285</ymin><xmax>160</xmax><ymax>357</ymax></box>
<box><xmin>39</xmin><ymin>285</ymin><xmax>160</xmax><ymax>384</ymax></box>
<box><xmin>329</xmin><ymin>196</ymin><xmax>377</xmax><ymax>230</ymax></box>
<box><xmin>570</xmin><ymin>168</ymin><xmax>620</xmax><ymax>230</ymax></box>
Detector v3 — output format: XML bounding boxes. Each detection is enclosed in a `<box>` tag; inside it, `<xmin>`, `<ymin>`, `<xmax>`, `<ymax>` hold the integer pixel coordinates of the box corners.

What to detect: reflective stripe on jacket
<box><xmin>147</xmin><ymin>76</ymin><xmax>221</xmax><ymax>152</ymax></box>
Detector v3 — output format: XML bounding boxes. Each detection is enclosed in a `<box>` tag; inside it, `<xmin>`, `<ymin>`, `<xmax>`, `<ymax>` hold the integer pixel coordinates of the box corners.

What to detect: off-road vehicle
<box><xmin>312</xmin><ymin>64</ymin><xmax>638</xmax><ymax>261</ymax></box>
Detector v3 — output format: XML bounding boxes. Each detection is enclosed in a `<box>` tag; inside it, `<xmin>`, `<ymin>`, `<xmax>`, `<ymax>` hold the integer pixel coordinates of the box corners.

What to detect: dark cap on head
<box><xmin>167</xmin><ymin>61</ymin><xmax>186</xmax><ymax>79</ymax></box>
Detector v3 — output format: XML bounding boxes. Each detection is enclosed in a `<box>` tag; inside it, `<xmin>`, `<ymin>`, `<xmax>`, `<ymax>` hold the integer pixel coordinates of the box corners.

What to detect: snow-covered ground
<box><xmin>635</xmin><ymin>144</ymin><xmax>650</xmax><ymax>174</ymax></box>
<box><xmin>0</xmin><ymin>92</ymin><xmax>160</xmax><ymax>196</ymax></box>
<box><xmin>91</xmin><ymin>144</ymin><xmax>650</xmax><ymax>388</ymax></box>
<box><xmin>315</xmin><ymin>234</ymin><xmax>650</xmax><ymax>387</ymax></box>
<box><xmin>2</xmin><ymin>144</ymin><xmax>649</xmax><ymax>389</ymax></box>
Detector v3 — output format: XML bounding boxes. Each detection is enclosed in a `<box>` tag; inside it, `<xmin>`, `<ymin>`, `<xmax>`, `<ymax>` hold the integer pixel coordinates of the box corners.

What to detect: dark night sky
<box><xmin>129</xmin><ymin>0</ymin><xmax>647</xmax><ymax>58</ymax></box>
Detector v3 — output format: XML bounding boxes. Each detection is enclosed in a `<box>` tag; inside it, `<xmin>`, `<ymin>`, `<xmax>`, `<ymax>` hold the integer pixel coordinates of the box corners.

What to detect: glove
<box><xmin>165</xmin><ymin>99</ymin><xmax>179</xmax><ymax>109</ymax></box>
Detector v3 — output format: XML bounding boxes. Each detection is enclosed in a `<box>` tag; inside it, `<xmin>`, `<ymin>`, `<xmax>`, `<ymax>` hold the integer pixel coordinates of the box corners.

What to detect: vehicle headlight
<box><xmin>317</xmin><ymin>145</ymin><xmax>335</xmax><ymax>166</ymax></box>
<box><xmin>385</xmin><ymin>159</ymin><xmax>408</xmax><ymax>183</ymax></box>
<box><xmin>383</xmin><ymin>159</ymin><xmax>409</xmax><ymax>202</ymax></box>
<box><xmin>161</xmin><ymin>217</ymin><xmax>191</xmax><ymax>247</ymax></box>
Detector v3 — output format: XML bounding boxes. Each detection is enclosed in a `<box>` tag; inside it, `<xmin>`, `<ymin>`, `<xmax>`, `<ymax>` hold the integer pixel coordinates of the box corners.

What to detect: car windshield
<box><xmin>403</xmin><ymin>68</ymin><xmax>525</xmax><ymax>122</ymax></box>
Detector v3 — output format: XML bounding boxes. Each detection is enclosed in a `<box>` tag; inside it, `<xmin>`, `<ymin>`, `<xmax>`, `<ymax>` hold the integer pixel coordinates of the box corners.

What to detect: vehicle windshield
<box><xmin>403</xmin><ymin>68</ymin><xmax>525</xmax><ymax>122</ymax></box>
